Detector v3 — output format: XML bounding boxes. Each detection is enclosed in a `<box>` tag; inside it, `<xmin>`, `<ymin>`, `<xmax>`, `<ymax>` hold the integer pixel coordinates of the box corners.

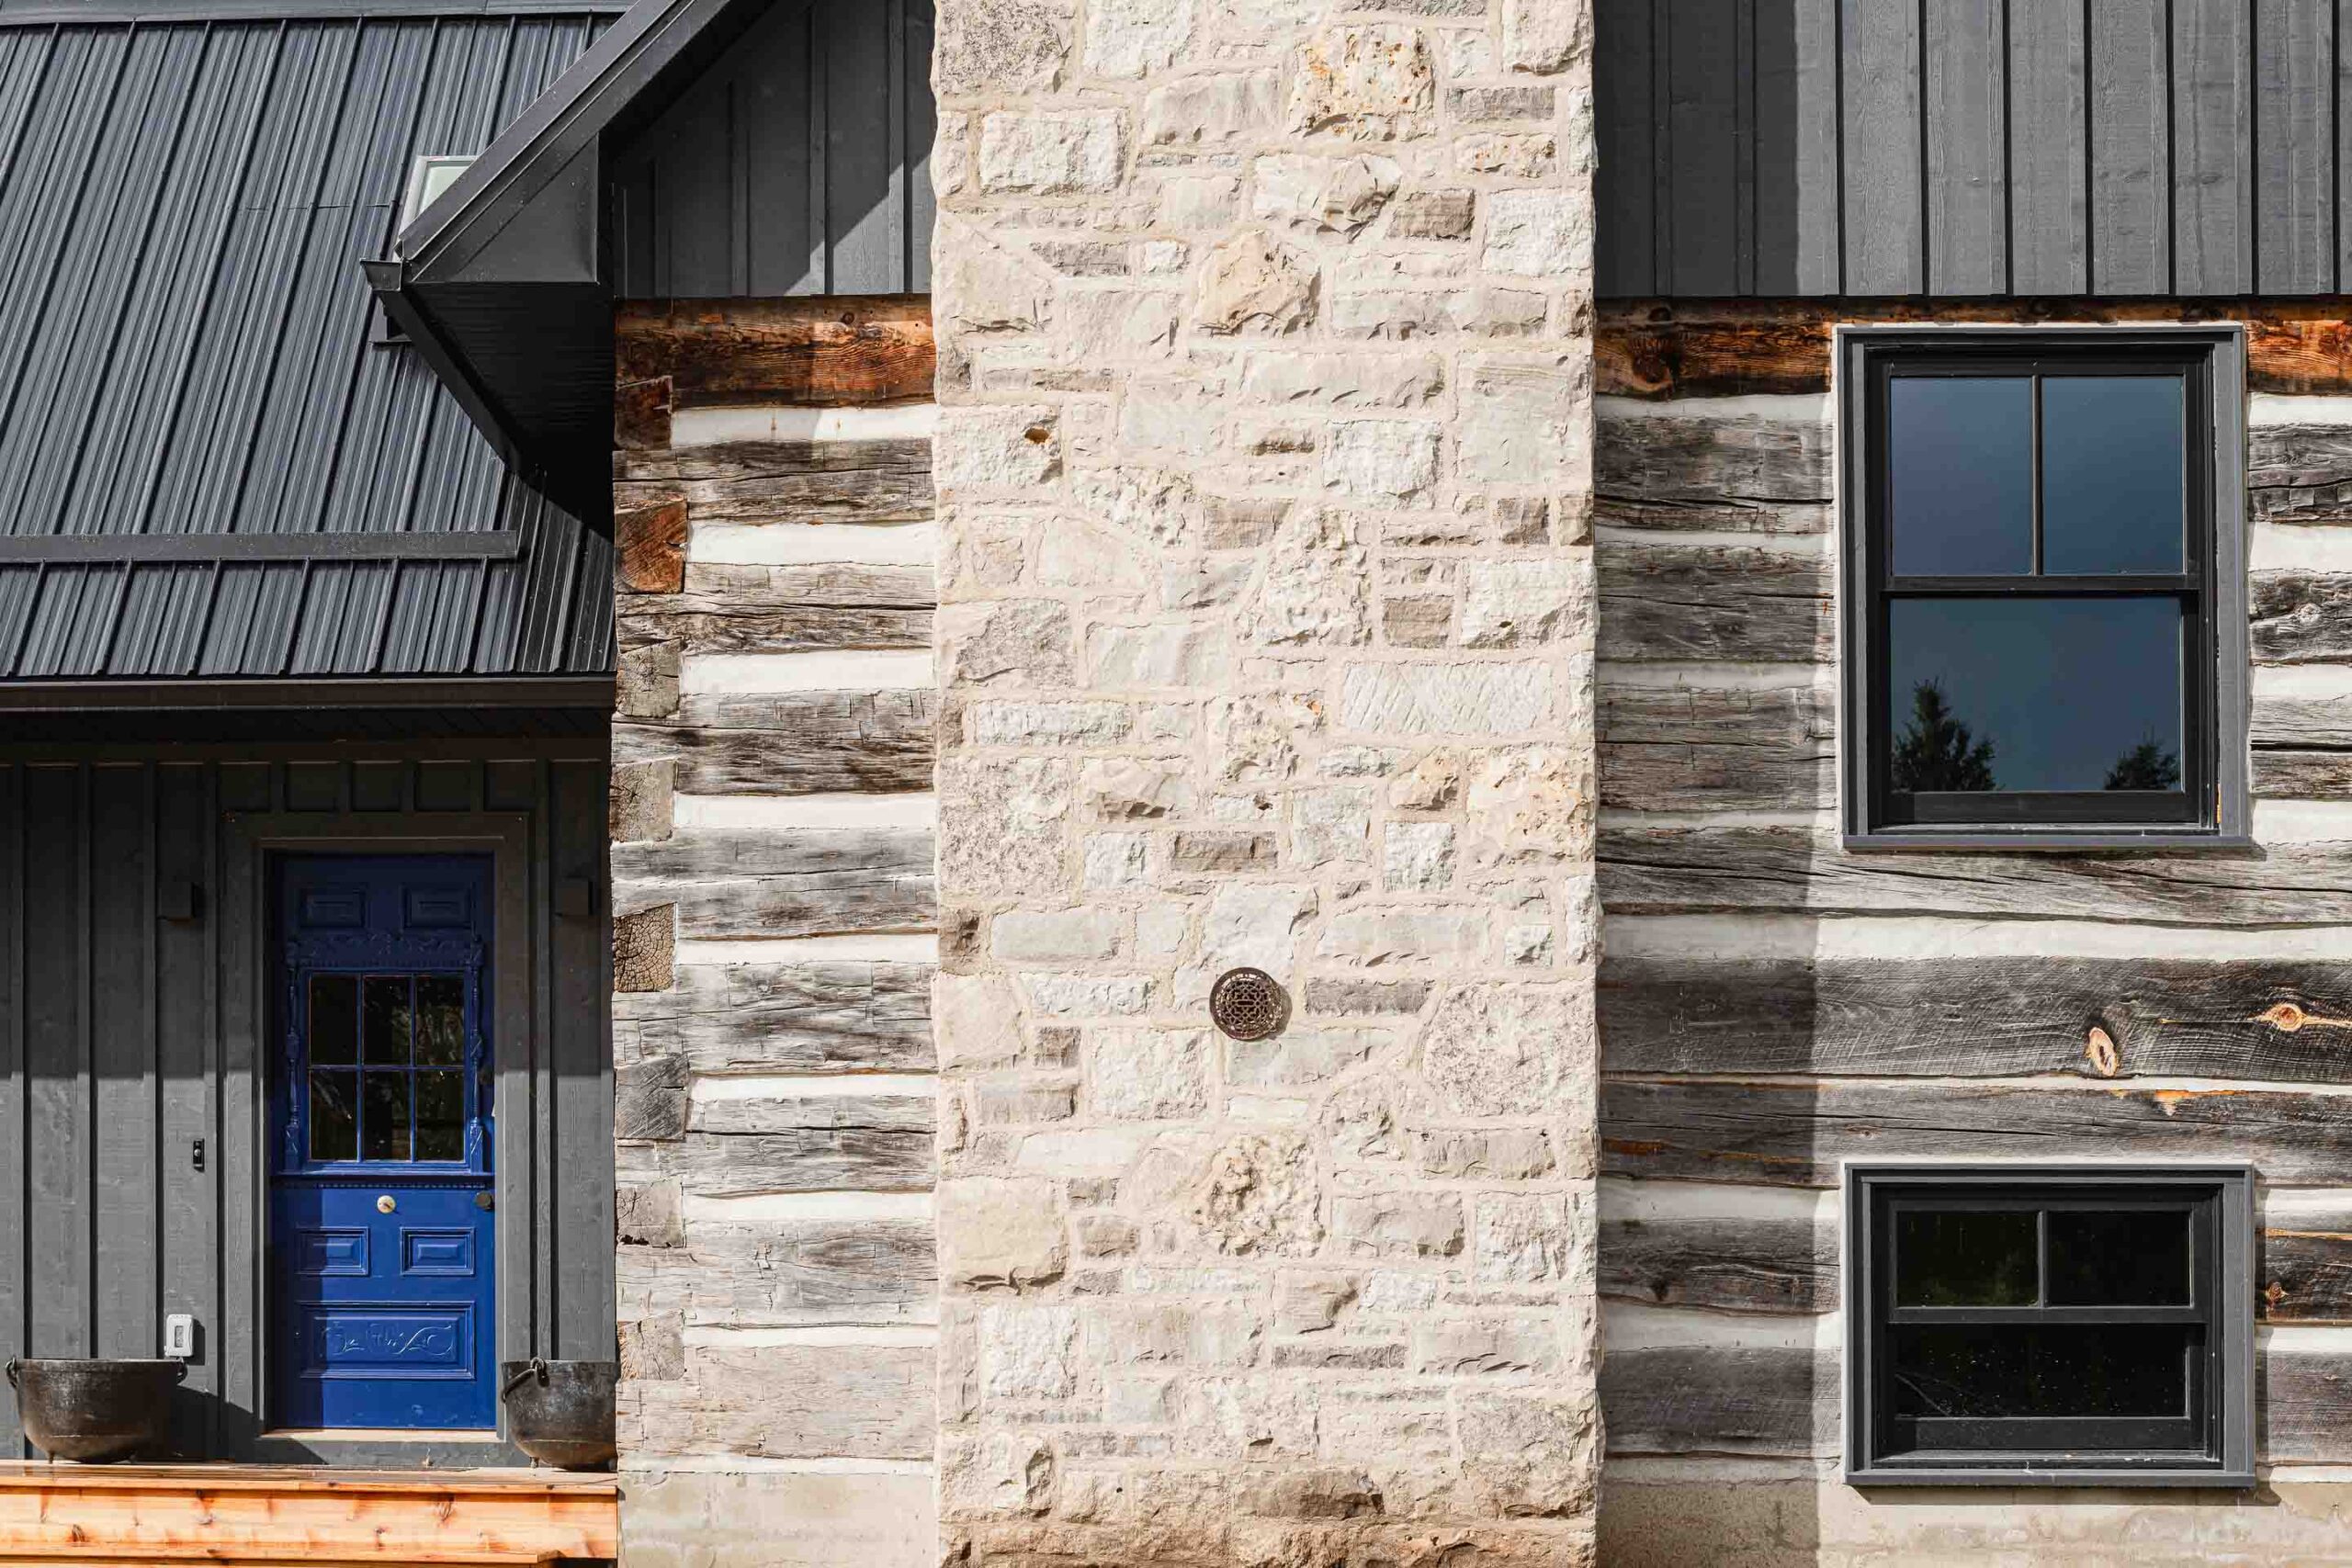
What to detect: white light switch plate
<box><xmin>163</xmin><ymin>1314</ymin><xmax>196</xmax><ymax>1359</ymax></box>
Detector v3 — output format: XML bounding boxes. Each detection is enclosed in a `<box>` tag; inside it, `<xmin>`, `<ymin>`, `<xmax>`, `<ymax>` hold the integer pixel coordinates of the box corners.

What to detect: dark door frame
<box><xmin>223</xmin><ymin>811</ymin><xmax>533</xmax><ymax>1468</ymax></box>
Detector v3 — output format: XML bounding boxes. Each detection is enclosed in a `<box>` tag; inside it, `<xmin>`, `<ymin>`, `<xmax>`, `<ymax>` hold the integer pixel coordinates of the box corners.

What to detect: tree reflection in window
<box><xmin>1889</xmin><ymin>680</ymin><xmax>1996</xmax><ymax>792</ymax></box>
<box><xmin>2104</xmin><ymin>739</ymin><xmax>2180</xmax><ymax>792</ymax></box>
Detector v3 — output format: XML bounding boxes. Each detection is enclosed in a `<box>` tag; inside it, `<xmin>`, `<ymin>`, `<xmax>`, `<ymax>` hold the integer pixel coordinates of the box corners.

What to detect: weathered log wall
<box><xmin>609</xmin><ymin>304</ymin><xmax>938</xmax><ymax>1562</ymax></box>
<box><xmin>1594</xmin><ymin>299</ymin><xmax>2352</xmax><ymax>1506</ymax></box>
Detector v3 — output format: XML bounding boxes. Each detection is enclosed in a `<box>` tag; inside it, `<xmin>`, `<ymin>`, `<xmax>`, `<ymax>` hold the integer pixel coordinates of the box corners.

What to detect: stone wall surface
<box><xmin>930</xmin><ymin>0</ymin><xmax>1601</xmax><ymax>1561</ymax></box>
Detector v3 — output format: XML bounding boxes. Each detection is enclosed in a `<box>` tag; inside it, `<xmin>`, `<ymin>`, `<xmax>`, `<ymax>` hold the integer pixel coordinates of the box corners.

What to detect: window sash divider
<box><xmin>1885</xmin><ymin>1304</ymin><xmax>2206</xmax><ymax>1327</ymax></box>
<box><xmin>1881</xmin><ymin>577</ymin><xmax>2200</xmax><ymax>595</ymax></box>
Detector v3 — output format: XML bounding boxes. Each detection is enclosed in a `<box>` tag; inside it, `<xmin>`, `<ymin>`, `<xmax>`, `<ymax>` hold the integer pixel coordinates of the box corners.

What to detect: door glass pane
<box><xmin>361</xmin><ymin>1071</ymin><xmax>412</xmax><ymax>1162</ymax></box>
<box><xmin>1890</xmin><ymin>1325</ymin><xmax>2190</xmax><ymax>1418</ymax></box>
<box><xmin>310</xmin><ymin>1069</ymin><xmax>357</xmax><ymax>1161</ymax></box>
<box><xmin>309</xmin><ymin>975</ymin><xmax>357</xmax><ymax>1066</ymax></box>
<box><xmin>416</xmin><ymin>975</ymin><xmax>464</xmax><ymax>1066</ymax></box>
<box><xmin>2047</xmin><ymin>1210</ymin><xmax>2193</xmax><ymax>1304</ymax></box>
<box><xmin>415</xmin><ymin>1071</ymin><xmax>465</xmax><ymax>1161</ymax></box>
<box><xmin>1885</xmin><ymin>597</ymin><xmax>2185</xmax><ymax>793</ymax></box>
<box><xmin>1889</xmin><ymin>376</ymin><xmax>2034</xmax><ymax>575</ymax></box>
<box><xmin>362</xmin><ymin>976</ymin><xmax>412</xmax><ymax>1065</ymax></box>
<box><xmin>2041</xmin><ymin>376</ymin><xmax>2187</xmax><ymax>575</ymax></box>
<box><xmin>1894</xmin><ymin>1210</ymin><xmax>2037</xmax><ymax>1306</ymax></box>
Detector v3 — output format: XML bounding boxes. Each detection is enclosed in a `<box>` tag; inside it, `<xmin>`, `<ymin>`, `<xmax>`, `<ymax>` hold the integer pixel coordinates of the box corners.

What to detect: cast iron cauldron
<box><xmin>6</xmin><ymin>1358</ymin><xmax>182</xmax><ymax>1462</ymax></box>
<box><xmin>501</xmin><ymin>1359</ymin><xmax>617</xmax><ymax>1469</ymax></box>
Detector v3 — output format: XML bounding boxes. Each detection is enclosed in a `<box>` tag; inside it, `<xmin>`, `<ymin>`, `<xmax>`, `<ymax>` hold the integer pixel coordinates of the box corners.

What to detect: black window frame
<box><xmin>1839</xmin><ymin>327</ymin><xmax>2251</xmax><ymax>850</ymax></box>
<box><xmin>1844</xmin><ymin>1163</ymin><xmax>2256</xmax><ymax>1488</ymax></box>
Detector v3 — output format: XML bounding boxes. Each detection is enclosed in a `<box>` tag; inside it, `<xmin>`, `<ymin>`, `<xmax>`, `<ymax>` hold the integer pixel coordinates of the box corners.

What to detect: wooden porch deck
<box><xmin>0</xmin><ymin>1462</ymin><xmax>617</xmax><ymax>1564</ymax></box>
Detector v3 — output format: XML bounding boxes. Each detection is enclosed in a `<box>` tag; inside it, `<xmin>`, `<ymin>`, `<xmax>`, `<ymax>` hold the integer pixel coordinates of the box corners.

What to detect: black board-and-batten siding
<box><xmin>0</xmin><ymin>744</ymin><xmax>613</xmax><ymax>1462</ymax></box>
<box><xmin>1599</xmin><ymin>0</ymin><xmax>2352</xmax><ymax>299</ymax></box>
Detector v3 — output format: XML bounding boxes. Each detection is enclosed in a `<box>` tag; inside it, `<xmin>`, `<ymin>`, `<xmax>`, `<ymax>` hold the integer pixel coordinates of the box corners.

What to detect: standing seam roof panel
<box><xmin>0</xmin><ymin>11</ymin><xmax>613</xmax><ymax>680</ymax></box>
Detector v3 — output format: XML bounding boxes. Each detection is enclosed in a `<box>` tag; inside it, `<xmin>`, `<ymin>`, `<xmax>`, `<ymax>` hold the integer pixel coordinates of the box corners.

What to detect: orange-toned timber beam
<box><xmin>616</xmin><ymin>294</ymin><xmax>935</xmax><ymax>412</ymax></box>
<box><xmin>1599</xmin><ymin>299</ymin><xmax>2352</xmax><ymax>400</ymax></box>
<box><xmin>0</xmin><ymin>1463</ymin><xmax>616</xmax><ymax>1565</ymax></box>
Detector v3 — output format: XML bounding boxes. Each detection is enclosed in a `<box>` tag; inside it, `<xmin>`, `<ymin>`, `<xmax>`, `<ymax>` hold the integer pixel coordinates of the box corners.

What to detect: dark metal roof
<box><xmin>0</xmin><ymin>9</ymin><xmax>616</xmax><ymax>682</ymax></box>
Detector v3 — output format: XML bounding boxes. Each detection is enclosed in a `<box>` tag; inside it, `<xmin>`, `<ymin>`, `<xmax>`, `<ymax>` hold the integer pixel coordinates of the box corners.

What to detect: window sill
<box><xmin>1848</xmin><ymin>1463</ymin><xmax>2254</xmax><ymax>1490</ymax></box>
<box><xmin>1843</xmin><ymin>831</ymin><xmax>2256</xmax><ymax>853</ymax></box>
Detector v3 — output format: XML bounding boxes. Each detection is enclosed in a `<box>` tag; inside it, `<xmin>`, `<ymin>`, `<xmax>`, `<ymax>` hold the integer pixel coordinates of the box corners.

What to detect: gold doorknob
<box><xmin>376</xmin><ymin>1195</ymin><xmax>397</xmax><ymax>1214</ymax></box>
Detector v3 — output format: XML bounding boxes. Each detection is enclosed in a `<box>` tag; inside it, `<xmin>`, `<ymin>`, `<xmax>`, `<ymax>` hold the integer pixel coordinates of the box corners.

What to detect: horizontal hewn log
<box><xmin>2254</xmin><ymin>694</ymin><xmax>2352</xmax><ymax>751</ymax></box>
<box><xmin>1599</xmin><ymin>299</ymin><xmax>2352</xmax><ymax>400</ymax></box>
<box><xmin>616</xmin><ymin>297</ymin><xmax>935</xmax><ymax>407</ymax></box>
<box><xmin>1599</xmin><ymin>824</ymin><xmax>2352</xmax><ymax>925</ymax></box>
<box><xmin>1600</xmin><ymin>955</ymin><xmax>2352</xmax><ymax>1081</ymax></box>
<box><xmin>613</xmin><ymin>960</ymin><xmax>933</xmax><ymax>1074</ymax></box>
<box><xmin>630</xmin><ymin>1341</ymin><xmax>936</xmax><ymax>1460</ymax></box>
<box><xmin>1597</xmin><ymin>546</ymin><xmax>1834</xmax><ymax>663</ymax></box>
<box><xmin>1601</xmin><ymin>1337</ymin><xmax>2352</xmax><ymax>1459</ymax></box>
<box><xmin>2254</xmin><ymin>749</ymin><xmax>2352</xmax><ymax>799</ymax></box>
<box><xmin>619</xmin><ymin>436</ymin><xmax>933</xmax><ymax>487</ymax></box>
<box><xmin>682</xmin><ymin>563</ymin><xmax>936</xmax><ymax>608</ymax></box>
<box><xmin>2253</xmin><ymin>571</ymin><xmax>2352</xmax><ymax>663</ymax></box>
<box><xmin>1600</xmin><ymin>684</ymin><xmax>1836</xmax><ymax>811</ymax></box>
<box><xmin>617</xmin><ymin>602</ymin><xmax>932</xmax><ymax>656</ymax></box>
<box><xmin>619</xmin><ymin>1217</ymin><xmax>935</xmax><ymax>1325</ymax></box>
<box><xmin>2265</xmin><ymin>1206</ymin><xmax>2352</xmax><ymax>1325</ymax></box>
<box><xmin>1600</xmin><ymin>1214</ymin><xmax>1836</xmax><ymax>1314</ymax></box>
<box><xmin>616</xmin><ymin>463</ymin><xmax>933</xmax><ymax>527</ymax></box>
<box><xmin>615</xmin><ymin>826</ymin><xmax>935</xmax><ymax>939</ymax></box>
<box><xmin>1599</xmin><ymin>1199</ymin><xmax>2352</xmax><ymax>1323</ymax></box>
<box><xmin>623</xmin><ymin>1127</ymin><xmax>934</xmax><ymax>1196</ymax></box>
<box><xmin>1602</xmin><ymin>1077</ymin><xmax>2352</xmax><ymax>1187</ymax></box>
<box><xmin>1597</xmin><ymin>410</ymin><xmax>1831</xmax><ymax>534</ymax></box>
<box><xmin>616</xmin><ymin>691</ymin><xmax>938</xmax><ymax>797</ymax></box>
<box><xmin>1599</xmin><ymin>1344</ymin><xmax>1836</xmax><ymax>1457</ymax></box>
<box><xmin>2252</xmin><ymin>424</ymin><xmax>2352</xmax><ymax>525</ymax></box>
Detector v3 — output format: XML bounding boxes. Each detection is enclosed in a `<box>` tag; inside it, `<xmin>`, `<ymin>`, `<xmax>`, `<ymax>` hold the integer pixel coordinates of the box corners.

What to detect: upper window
<box><xmin>1845</xmin><ymin>1165</ymin><xmax>2256</xmax><ymax>1487</ymax></box>
<box><xmin>1841</xmin><ymin>330</ymin><xmax>2247</xmax><ymax>846</ymax></box>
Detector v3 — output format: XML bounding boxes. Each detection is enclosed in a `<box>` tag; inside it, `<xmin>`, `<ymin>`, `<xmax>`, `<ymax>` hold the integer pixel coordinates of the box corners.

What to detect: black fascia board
<box><xmin>365</xmin><ymin>257</ymin><xmax>546</xmax><ymax>481</ymax></box>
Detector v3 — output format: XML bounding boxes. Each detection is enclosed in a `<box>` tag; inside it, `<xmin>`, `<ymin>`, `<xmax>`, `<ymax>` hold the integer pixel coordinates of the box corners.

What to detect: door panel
<box><xmin>270</xmin><ymin>856</ymin><xmax>494</xmax><ymax>1431</ymax></box>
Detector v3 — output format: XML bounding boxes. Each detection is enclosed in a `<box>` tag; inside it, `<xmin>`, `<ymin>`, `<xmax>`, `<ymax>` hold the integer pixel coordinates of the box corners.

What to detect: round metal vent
<box><xmin>1209</xmin><ymin>967</ymin><xmax>1289</xmax><ymax>1042</ymax></box>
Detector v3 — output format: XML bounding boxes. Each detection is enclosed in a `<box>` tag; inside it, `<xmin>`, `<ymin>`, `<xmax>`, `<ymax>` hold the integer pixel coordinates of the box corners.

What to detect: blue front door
<box><xmin>270</xmin><ymin>855</ymin><xmax>496</xmax><ymax>1430</ymax></box>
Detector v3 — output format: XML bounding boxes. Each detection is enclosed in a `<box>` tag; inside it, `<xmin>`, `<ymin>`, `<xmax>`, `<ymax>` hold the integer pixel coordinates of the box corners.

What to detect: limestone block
<box><xmin>935</xmin><ymin>970</ymin><xmax>1027</xmax><ymax>1071</ymax></box>
<box><xmin>935</xmin><ymin>405</ymin><xmax>1061</xmax><ymax>492</ymax></box>
<box><xmin>1213</xmin><ymin>691</ymin><xmax>1325</xmax><ymax>782</ymax></box>
<box><xmin>1500</xmin><ymin>0</ymin><xmax>1589</xmax><ymax>75</ymax></box>
<box><xmin>618</xmin><ymin>1469</ymin><xmax>934</xmax><ymax>1568</ymax></box>
<box><xmin>1197</xmin><ymin>881</ymin><xmax>1317</xmax><ymax>976</ymax></box>
<box><xmin>1119</xmin><ymin>372</ymin><xmax>1229</xmax><ymax>454</ymax></box>
<box><xmin>939</xmin><ymin>599</ymin><xmax>1076</xmax><ymax>687</ymax></box>
<box><xmin>1143</xmin><ymin>72</ymin><xmax>1280</xmax><ymax>144</ymax></box>
<box><xmin>1472</xmin><ymin>1190</ymin><xmax>1579</xmax><ymax>1283</ymax></box>
<box><xmin>1072</xmin><ymin>465</ymin><xmax>1206</xmax><ymax>551</ymax></box>
<box><xmin>1331</xmin><ymin>1192</ymin><xmax>1464</xmax><ymax>1259</ymax></box>
<box><xmin>1457</xmin><ymin>130</ymin><xmax>1556</xmax><ymax>178</ymax></box>
<box><xmin>1226</xmin><ymin>1028</ymin><xmax>1377</xmax><ymax>1088</ymax></box>
<box><xmin>967</xmin><ymin>699</ymin><xmax>1135</xmax><ymax>747</ymax></box>
<box><xmin>937</xmin><ymin>232</ymin><xmax>1055</xmax><ymax>333</ymax></box>
<box><xmin>1255</xmin><ymin>508</ymin><xmax>1372</xmax><ymax>646</ymax></box>
<box><xmin>1091</xmin><ymin>1028</ymin><xmax>1211</xmax><ymax>1119</ymax></box>
<box><xmin>1196</xmin><ymin>229</ymin><xmax>1318</xmax><ymax>335</ymax></box>
<box><xmin>1239</xmin><ymin>350</ymin><xmax>1443</xmax><ymax>408</ymax></box>
<box><xmin>1288</xmin><ymin>25</ymin><xmax>1436</xmax><ymax>139</ymax></box>
<box><xmin>1382</xmin><ymin>819</ymin><xmax>1457</xmax><ymax>890</ymax></box>
<box><xmin>1458</xmin><ymin>557</ymin><xmax>1591</xmax><ymax>648</ymax></box>
<box><xmin>1464</xmin><ymin>744</ymin><xmax>1592</xmax><ymax>864</ymax></box>
<box><xmin>1292</xmin><ymin>784</ymin><xmax>1374</xmax><ymax>867</ymax></box>
<box><xmin>1391</xmin><ymin>186</ymin><xmax>1475</xmax><ymax>239</ymax></box>
<box><xmin>935</xmin><ymin>0</ymin><xmax>1072</xmax><ymax>96</ymax></box>
<box><xmin>937</xmin><ymin>754</ymin><xmax>1072</xmax><ymax>897</ymax></box>
<box><xmin>1158</xmin><ymin>172</ymin><xmax>1243</xmax><ymax>228</ymax></box>
<box><xmin>978</xmin><ymin>110</ymin><xmax>1125</xmax><ymax>194</ymax></box>
<box><xmin>1252</xmin><ymin>153</ymin><xmax>1401</xmax><ymax>235</ymax></box>
<box><xmin>1061</xmin><ymin>287</ymin><xmax>1181</xmax><ymax>357</ymax></box>
<box><xmin>1083</xmin><ymin>831</ymin><xmax>1151</xmax><ymax>889</ymax></box>
<box><xmin>1337</xmin><ymin>660</ymin><xmax>1554</xmax><ymax>734</ymax></box>
<box><xmin>1323</xmin><ymin>419</ymin><xmax>1439</xmax><ymax>501</ymax></box>
<box><xmin>1420</xmin><ymin>981</ymin><xmax>1589</xmax><ymax>1117</ymax></box>
<box><xmin>1419</xmin><ymin>1127</ymin><xmax>1555</xmax><ymax>1179</ymax></box>
<box><xmin>1084</xmin><ymin>0</ymin><xmax>1195</xmax><ymax>78</ymax></box>
<box><xmin>941</xmin><ymin>1430</ymin><xmax>1056</xmax><ymax>1517</ymax></box>
<box><xmin>1080</xmin><ymin>756</ymin><xmax>1193</xmax><ymax>818</ymax></box>
<box><xmin>1020</xmin><ymin>972</ymin><xmax>1156</xmax><ymax>1016</ymax></box>
<box><xmin>1087</xmin><ymin>621</ymin><xmax>1231</xmax><ymax>687</ymax></box>
<box><xmin>1388</xmin><ymin>747</ymin><xmax>1462</xmax><ymax>808</ymax></box>
<box><xmin>940</xmin><ymin>1175</ymin><xmax>1069</xmax><ymax>1288</ymax></box>
<box><xmin>1457</xmin><ymin>354</ymin><xmax>1588</xmax><ymax>485</ymax></box>
<box><xmin>980</xmin><ymin>1302</ymin><xmax>1083</xmax><ymax>1396</ymax></box>
<box><xmin>1482</xmin><ymin>188</ymin><xmax>1590</xmax><ymax>276</ymax></box>
<box><xmin>1189</xmin><ymin>1134</ymin><xmax>1323</xmax><ymax>1256</ymax></box>
<box><xmin>993</xmin><ymin>907</ymin><xmax>1123</xmax><ymax>962</ymax></box>
<box><xmin>1315</xmin><ymin>905</ymin><xmax>1485</xmax><ymax>965</ymax></box>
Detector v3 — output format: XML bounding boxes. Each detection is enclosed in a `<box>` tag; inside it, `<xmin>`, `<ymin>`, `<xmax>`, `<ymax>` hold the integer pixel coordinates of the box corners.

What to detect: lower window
<box><xmin>1844</xmin><ymin>1164</ymin><xmax>2255</xmax><ymax>1486</ymax></box>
